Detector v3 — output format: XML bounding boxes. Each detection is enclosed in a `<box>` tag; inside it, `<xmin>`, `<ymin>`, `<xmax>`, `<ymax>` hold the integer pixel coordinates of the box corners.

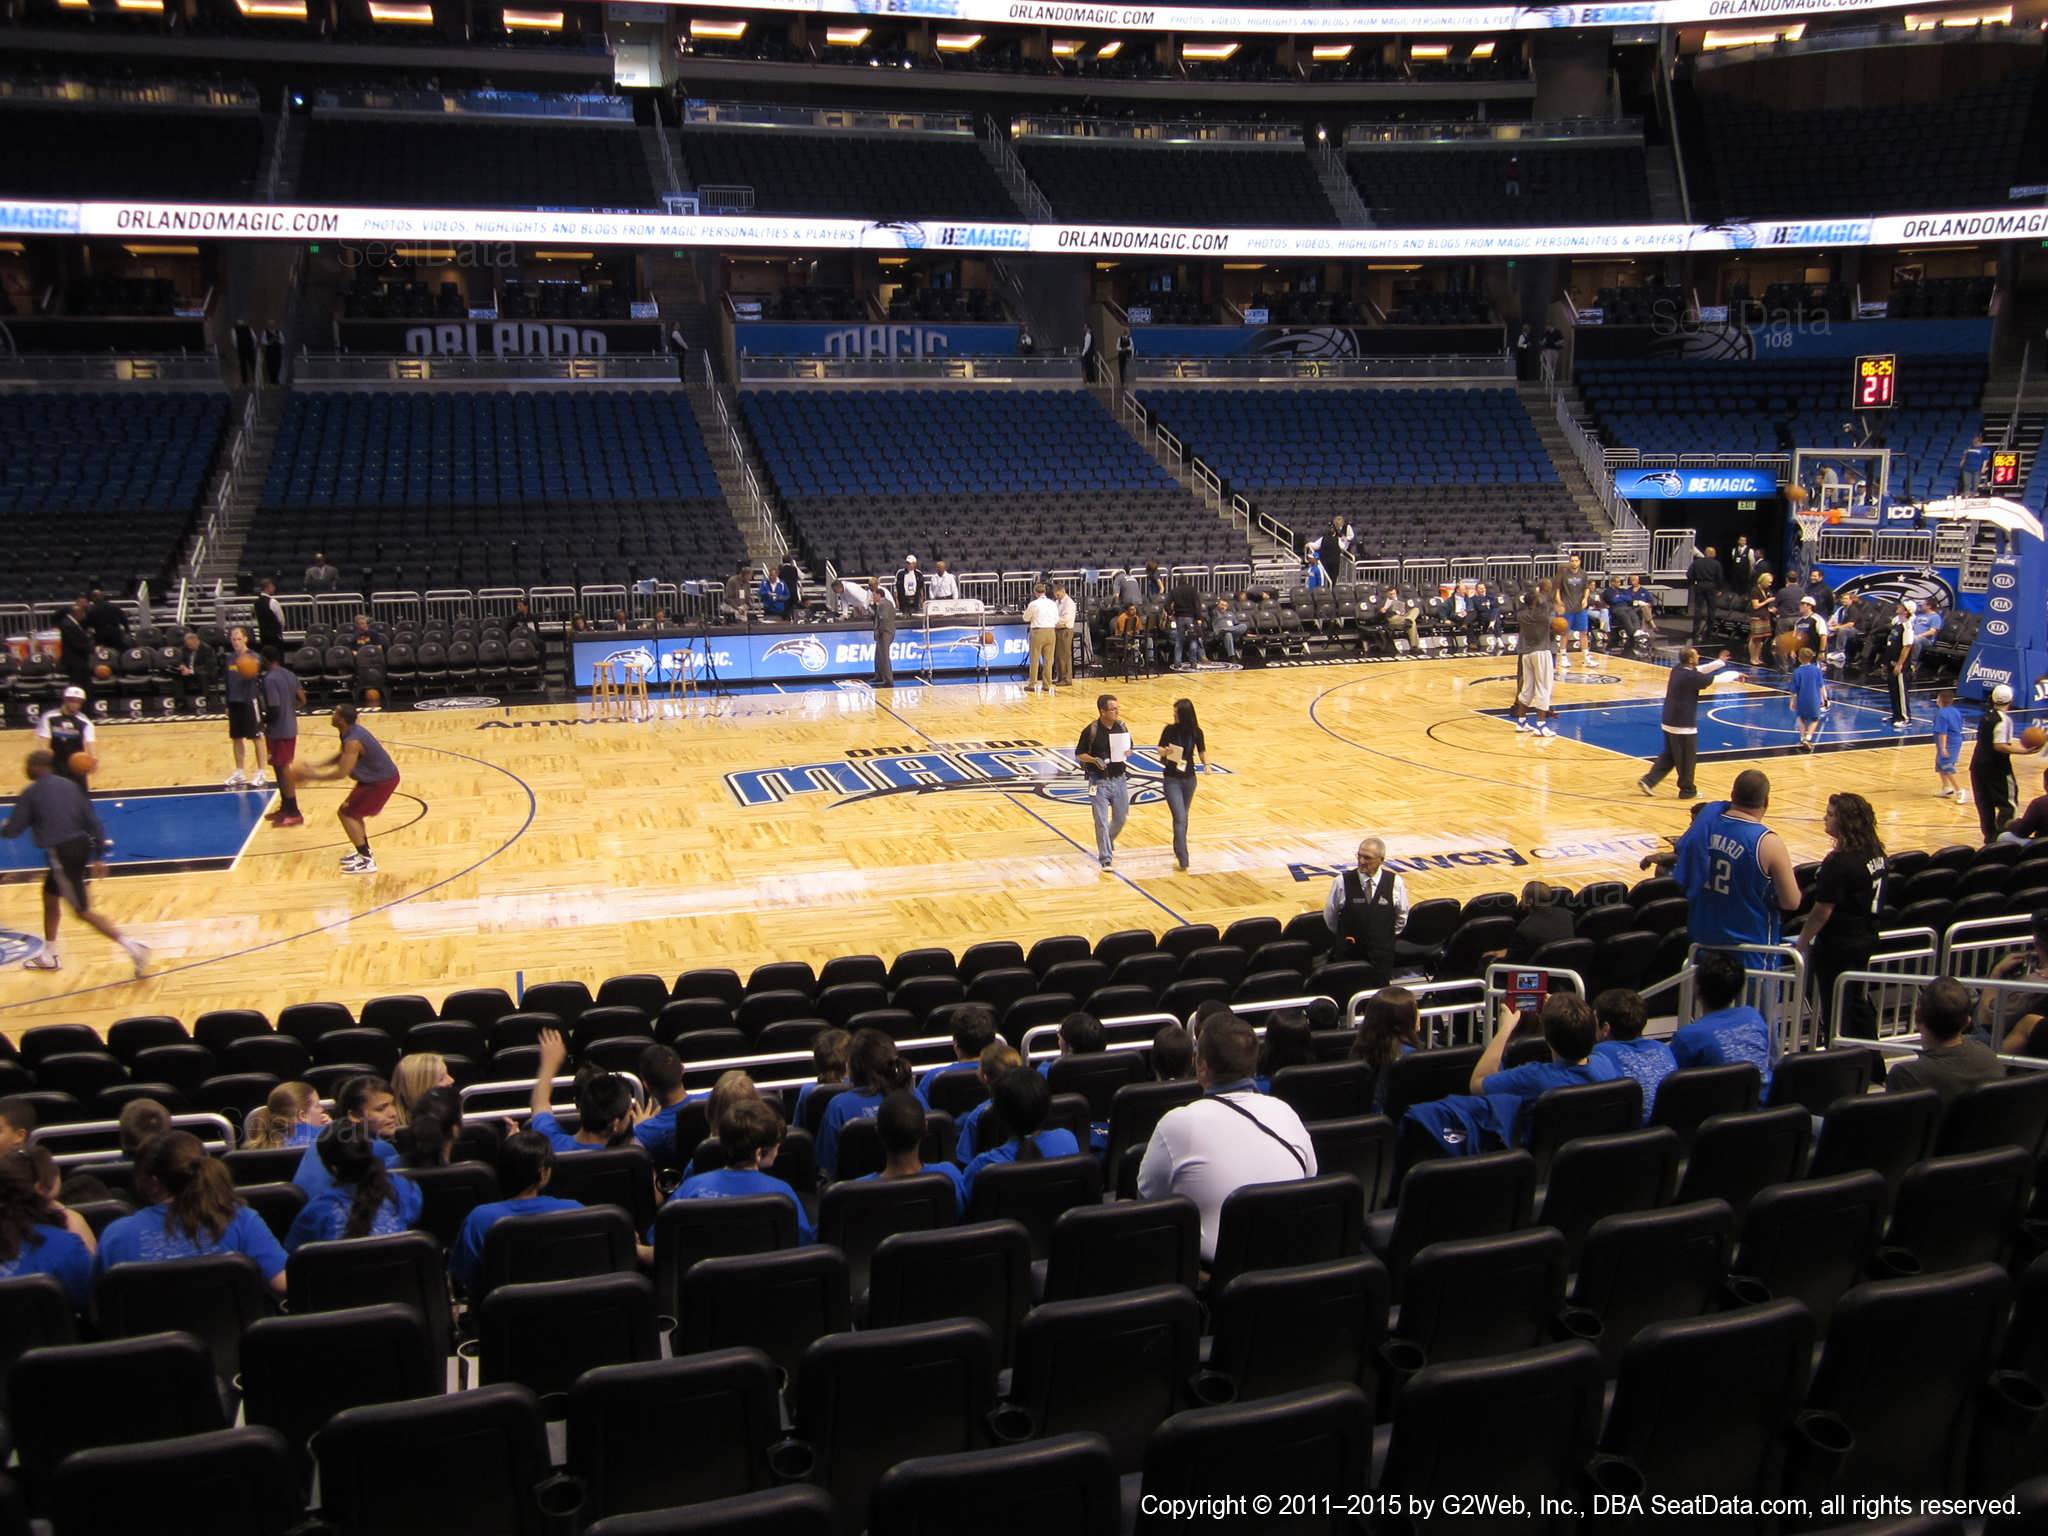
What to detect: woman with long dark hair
<box><xmin>816</xmin><ymin>1028</ymin><xmax>918</xmax><ymax>1179</ymax></box>
<box><xmin>97</xmin><ymin>1130</ymin><xmax>288</xmax><ymax>1296</ymax></box>
<box><xmin>1351</xmin><ymin>986</ymin><xmax>1422</xmax><ymax>1115</ymax></box>
<box><xmin>393</xmin><ymin>1086</ymin><xmax>462</xmax><ymax>1170</ymax></box>
<box><xmin>0</xmin><ymin>1153</ymin><xmax>92</xmax><ymax>1309</ymax></box>
<box><xmin>960</xmin><ymin>1066</ymin><xmax>1078</xmax><ymax>1200</ymax></box>
<box><xmin>284</xmin><ymin>1123</ymin><xmax>422</xmax><ymax>1254</ymax></box>
<box><xmin>1157</xmin><ymin>698</ymin><xmax>1208</xmax><ymax>871</ymax></box>
<box><xmin>1797</xmin><ymin>792</ymin><xmax>1888</xmax><ymax>1040</ymax></box>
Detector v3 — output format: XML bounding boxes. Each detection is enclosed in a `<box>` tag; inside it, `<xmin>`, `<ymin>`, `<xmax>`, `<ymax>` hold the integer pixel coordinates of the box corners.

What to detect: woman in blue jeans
<box><xmin>1157</xmin><ymin>698</ymin><xmax>1208</xmax><ymax>872</ymax></box>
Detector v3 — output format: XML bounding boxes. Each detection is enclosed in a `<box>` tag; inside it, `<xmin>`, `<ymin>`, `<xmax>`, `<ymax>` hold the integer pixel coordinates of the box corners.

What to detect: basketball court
<box><xmin>0</xmin><ymin>653</ymin><xmax>2012</xmax><ymax>1038</ymax></box>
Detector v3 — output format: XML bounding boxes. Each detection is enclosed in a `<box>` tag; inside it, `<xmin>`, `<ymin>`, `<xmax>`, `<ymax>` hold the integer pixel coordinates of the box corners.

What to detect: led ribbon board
<box><xmin>5</xmin><ymin>201</ymin><xmax>2046</xmax><ymax>259</ymax></box>
<box><xmin>562</xmin><ymin>0</ymin><xmax>1930</xmax><ymax>33</ymax></box>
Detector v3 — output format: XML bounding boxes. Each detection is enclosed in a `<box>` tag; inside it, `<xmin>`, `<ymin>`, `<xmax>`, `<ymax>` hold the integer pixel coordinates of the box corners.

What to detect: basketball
<box><xmin>979</xmin><ymin>631</ymin><xmax>994</xmax><ymax>646</ymax></box>
<box><xmin>1786</xmin><ymin>483</ymin><xmax>1809</xmax><ymax>506</ymax></box>
<box><xmin>364</xmin><ymin>688</ymin><xmax>382</xmax><ymax>706</ymax></box>
<box><xmin>92</xmin><ymin>662</ymin><xmax>112</xmax><ymax>680</ymax></box>
<box><xmin>1549</xmin><ymin>616</ymin><xmax>1568</xmax><ymax>635</ymax></box>
<box><xmin>2023</xmin><ymin>726</ymin><xmax>2047</xmax><ymax>752</ymax></box>
<box><xmin>1825</xmin><ymin>508</ymin><xmax>1845</xmax><ymax>524</ymax></box>
<box><xmin>235</xmin><ymin>653</ymin><xmax>261</xmax><ymax>678</ymax></box>
<box><xmin>1775</xmin><ymin>630</ymin><xmax>1802</xmax><ymax>657</ymax></box>
<box><xmin>67</xmin><ymin>753</ymin><xmax>96</xmax><ymax>777</ymax></box>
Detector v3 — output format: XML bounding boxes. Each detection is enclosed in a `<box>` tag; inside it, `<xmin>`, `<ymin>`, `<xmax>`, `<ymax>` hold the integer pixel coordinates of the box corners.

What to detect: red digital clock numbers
<box><xmin>1855</xmin><ymin>354</ymin><xmax>1897</xmax><ymax>410</ymax></box>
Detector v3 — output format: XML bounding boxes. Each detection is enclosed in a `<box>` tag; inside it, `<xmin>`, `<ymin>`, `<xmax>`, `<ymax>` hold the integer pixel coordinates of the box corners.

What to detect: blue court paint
<box><xmin>1477</xmin><ymin>682</ymin><xmax>1947</xmax><ymax>761</ymax></box>
<box><xmin>0</xmin><ymin>787</ymin><xmax>270</xmax><ymax>881</ymax></box>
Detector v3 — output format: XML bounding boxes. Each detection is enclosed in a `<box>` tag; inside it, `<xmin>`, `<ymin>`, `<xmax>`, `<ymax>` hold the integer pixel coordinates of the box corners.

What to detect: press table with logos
<box><xmin>570</xmin><ymin>613</ymin><xmax>1032</xmax><ymax>689</ymax></box>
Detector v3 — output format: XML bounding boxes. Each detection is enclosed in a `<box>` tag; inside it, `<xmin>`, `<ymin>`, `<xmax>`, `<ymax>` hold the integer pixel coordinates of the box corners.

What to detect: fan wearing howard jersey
<box><xmin>1674</xmin><ymin>769</ymin><xmax>1802</xmax><ymax>964</ymax></box>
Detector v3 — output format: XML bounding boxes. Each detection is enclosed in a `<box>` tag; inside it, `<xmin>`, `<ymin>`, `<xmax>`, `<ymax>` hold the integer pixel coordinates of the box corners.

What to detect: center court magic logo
<box><xmin>725</xmin><ymin>739</ymin><xmax>1229</xmax><ymax>810</ymax></box>
<box><xmin>0</xmin><ymin>930</ymin><xmax>46</xmax><ymax>967</ymax></box>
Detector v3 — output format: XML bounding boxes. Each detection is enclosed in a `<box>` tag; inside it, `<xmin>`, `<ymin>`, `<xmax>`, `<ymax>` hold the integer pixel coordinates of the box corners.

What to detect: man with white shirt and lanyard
<box><xmin>1136</xmin><ymin>1014</ymin><xmax>1317</xmax><ymax>1264</ymax></box>
<box><xmin>1075</xmin><ymin>693</ymin><xmax>1132</xmax><ymax>870</ymax></box>
<box><xmin>1323</xmin><ymin>836</ymin><xmax>1410</xmax><ymax>986</ymax></box>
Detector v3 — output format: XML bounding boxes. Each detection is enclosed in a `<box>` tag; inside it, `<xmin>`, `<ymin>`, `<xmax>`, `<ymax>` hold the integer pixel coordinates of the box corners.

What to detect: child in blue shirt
<box><xmin>245</xmin><ymin>1081</ymin><xmax>329</xmax><ymax>1152</ymax></box>
<box><xmin>794</xmin><ymin>1029</ymin><xmax>851</xmax><ymax>1134</ymax></box>
<box><xmin>951</xmin><ymin>1042</ymin><xmax>1023</xmax><ymax>1165</ymax></box>
<box><xmin>630</xmin><ymin>1044</ymin><xmax>707</xmax><ymax>1168</ymax></box>
<box><xmin>293</xmin><ymin>1074</ymin><xmax>401</xmax><ymax>1198</ymax></box>
<box><xmin>1933</xmin><ymin>688</ymin><xmax>1965</xmax><ymax>804</ymax></box>
<box><xmin>664</xmin><ymin>1097</ymin><xmax>812</xmax><ymax>1243</ymax></box>
<box><xmin>449</xmin><ymin>1130</ymin><xmax>583</xmax><ymax>1293</ymax></box>
<box><xmin>285</xmin><ymin>1125</ymin><xmax>423</xmax><ymax>1255</ymax></box>
<box><xmin>99</xmin><ymin>1129</ymin><xmax>289</xmax><ymax>1296</ymax></box>
<box><xmin>0</xmin><ymin>1154</ymin><xmax>93</xmax><ymax>1310</ymax></box>
<box><xmin>1668</xmin><ymin>950</ymin><xmax>1775</xmax><ymax>1092</ymax></box>
<box><xmin>1590</xmin><ymin>988</ymin><xmax>1678</xmax><ymax>1124</ymax></box>
<box><xmin>1469</xmin><ymin>995</ymin><xmax>1625</xmax><ymax>1145</ymax></box>
<box><xmin>860</xmin><ymin>1089</ymin><xmax>965</xmax><ymax>1215</ymax></box>
<box><xmin>1791</xmin><ymin>648</ymin><xmax>1827</xmax><ymax>751</ymax></box>
<box><xmin>528</xmin><ymin>1029</ymin><xmax>640</xmax><ymax>1154</ymax></box>
<box><xmin>918</xmin><ymin>1005</ymin><xmax>998</xmax><ymax>1098</ymax></box>
<box><xmin>961</xmin><ymin>1064</ymin><xmax>1081</xmax><ymax>1202</ymax></box>
<box><xmin>817</xmin><ymin>1029</ymin><xmax>925</xmax><ymax>1179</ymax></box>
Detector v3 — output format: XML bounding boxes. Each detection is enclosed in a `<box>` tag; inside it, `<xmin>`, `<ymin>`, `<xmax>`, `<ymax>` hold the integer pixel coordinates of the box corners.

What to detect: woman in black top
<box><xmin>1157</xmin><ymin>698</ymin><xmax>1207</xmax><ymax>871</ymax></box>
<box><xmin>1797</xmin><ymin>791</ymin><xmax>1887</xmax><ymax>1040</ymax></box>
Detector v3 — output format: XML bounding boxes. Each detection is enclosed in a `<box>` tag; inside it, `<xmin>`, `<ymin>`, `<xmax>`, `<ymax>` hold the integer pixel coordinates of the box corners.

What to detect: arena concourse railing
<box><xmin>1012</xmin><ymin>115</ymin><xmax>1300</xmax><ymax>145</ymax></box>
<box><xmin>1343</xmin><ymin>117</ymin><xmax>1643</xmax><ymax>147</ymax></box>
<box><xmin>1840</xmin><ymin>973</ymin><xmax>2048</xmax><ymax>1075</ymax></box>
<box><xmin>294</xmin><ymin>354</ymin><xmax>683</xmax><ymax>384</ymax></box>
<box><xmin>0</xmin><ymin>353</ymin><xmax>225</xmax><ymax>385</ymax></box>
<box><xmin>737</xmin><ymin>356</ymin><xmax>1083</xmax><ymax>383</ymax></box>
<box><xmin>1137</xmin><ymin>354</ymin><xmax>1512</xmax><ymax>383</ymax></box>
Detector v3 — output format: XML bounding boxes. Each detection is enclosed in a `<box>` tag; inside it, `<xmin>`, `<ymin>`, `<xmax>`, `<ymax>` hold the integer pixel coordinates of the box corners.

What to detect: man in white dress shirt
<box><xmin>925</xmin><ymin>559</ymin><xmax>959</xmax><ymax>603</ymax></box>
<box><xmin>1023</xmin><ymin>583</ymin><xmax>1060</xmax><ymax>694</ymax></box>
<box><xmin>1323</xmin><ymin>836</ymin><xmax>1411</xmax><ymax>986</ymax></box>
<box><xmin>1137</xmin><ymin>1015</ymin><xmax>1317</xmax><ymax>1263</ymax></box>
<box><xmin>1053</xmin><ymin>582</ymin><xmax>1078</xmax><ymax>685</ymax></box>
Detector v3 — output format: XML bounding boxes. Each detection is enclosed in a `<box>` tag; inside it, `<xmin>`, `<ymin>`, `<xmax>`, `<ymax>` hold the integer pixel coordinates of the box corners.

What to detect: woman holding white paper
<box><xmin>1157</xmin><ymin>698</ymin><xmax>1208</xmax><ymax>872</ymax></box>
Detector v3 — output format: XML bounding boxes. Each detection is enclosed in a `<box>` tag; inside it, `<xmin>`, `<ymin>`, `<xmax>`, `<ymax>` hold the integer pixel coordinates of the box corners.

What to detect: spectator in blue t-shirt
<box><xmin>1591</xmin><ymin>987</ymin><xmax>1677</xmax><ymax>1124</ymax></box>
<box><xmin>952</xmin><ymin>1042</ymin><xmax>1023</xmax><ymax>1165</ymax></box>
<box><xmin>1469</xmin><ymin>993</ymin><xmax>1624</xmax><ymax>1144</ymax></box>
<box><xmin>528</xmin><ymin>1029</ymin><xmax>641</xmax><ymax>1154</ymax></box>
<box><xmin>0</xmin><ymin>1151</ymin><xmax>94</xmax><ymax>1310</ymax></box>
<box><xmin>1351</xmin><ymin>986</ymin><xmax>1421</xmax><ymax>1116</ymax></box>
<box><xmin>293</xmin><ymin>1074</ymin><xmax>402</xmax><ymax>1199</ymax></box>
<box><xmin>1932</xmin><ymin>688</ymin><xmax>1965</xmax><ymax>804</ymax></box>
<box><xmin>818</xmin><ymin>1029</ymin><xmax>924</xmax><ymax>1179</ymax></box>
<box><xmin>1670</xmin><ymin>950</ymin><xmax>1775</xmax><ymax>1091</ymax></box>
<box><xmin>99</xmin><ymin>1130</ymin><xmax>288</xmax><ymax>1296</ymax></box>
<box><xmin>449</xmin><ymin>1131</ymin><xmax>583</xmax><ymax>1293</ymax></box>
<box><xmin>962</xmin><ymin>1063</ymin><xmax>1080</xmax><ymax>1201</ymax></box>
<box><xmin>795</xmin><ymin>1029</ymin><xmax>851</xmax><ymax>1134</ymax></box>
<box><xmin>285</xmin><ymin>1124</ymin><xmax>422</xmax><ymax>1254</ymax></box>
<box><xmin>862</xmin><ymin>1089</ymin><xmax>965</xmax><ymax>1214</ymax></box>
<box><xmin>1256</xmin><ymin>1011</ymin><xmax>1315</xmax><ymax>1094</ymax></box>
<box><xmin>918</xmin><ymin>1004</ymin><xmax>998</xmax><ymax>1098</ymax></box>
<box><xmin>665</xmin><ymin>1096</ymin><xmax>812</xmax><ymax>1242</ymax></box>
<box><xmin>245</xmin><ymin>1081</ymin><xmax>328</xmax><ymax>1153</ymax></box>
<box><xmin>631</xmin><ymin>1044</ymin><xmax>705</xmax><ymax>1168</ymax></box>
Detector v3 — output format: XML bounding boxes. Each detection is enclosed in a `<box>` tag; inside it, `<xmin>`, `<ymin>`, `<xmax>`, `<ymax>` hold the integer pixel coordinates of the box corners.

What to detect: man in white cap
<box><xmin>1793</xmin><ymin>594</ymin><xmax>1829</xmax><ymax>656</ymax></box>
<box><xmin>1972</xmin><ymin>682</ymin><xmax>2024</xmax><ymax>844</ymax></box>
<box><xmin>35</xmin><ymin>687</ymin><xmax>97</xmax><ymax>785</ymax></box>
<box><xmin>893</xmin><ymin>555</ymin><xmax>922</xmax><ymax>615</ymax></box>
<box><xmin>1878</xmin><ymin>602</ymin><xmax>1913</xmax><ymax>727</ymax></box>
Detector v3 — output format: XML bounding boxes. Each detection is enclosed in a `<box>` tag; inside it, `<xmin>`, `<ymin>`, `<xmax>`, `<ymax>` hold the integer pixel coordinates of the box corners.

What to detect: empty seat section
<box><xmin>1015</xmin><ymin>143</ymin><xmax>1335</xmax><ymax>227</ymax></box>
<box><xmin>296</xmin><ymin>118</ymin><xmax>655</xmax><ymax>210</ymax></box>
<box><xmin>680</xmin><ymin>129</ymin><xmax>1014</xmax><ymax>219</ymax></box>
<box><xmin>1344</xmin><ymin>146</ymin><xmax>1651</xmax><ymax>228</ymax></box>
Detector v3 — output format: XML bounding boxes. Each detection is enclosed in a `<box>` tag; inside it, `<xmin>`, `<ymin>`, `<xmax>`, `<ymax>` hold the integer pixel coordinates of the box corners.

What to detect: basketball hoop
<box><xmin>1794</xmin><ymin>512</ymin><xmax>1824</xmax><ymax>552</ymax></box>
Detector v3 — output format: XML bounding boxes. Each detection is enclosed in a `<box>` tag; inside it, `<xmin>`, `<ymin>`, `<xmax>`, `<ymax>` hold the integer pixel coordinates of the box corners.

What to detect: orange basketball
<box><xmin>2023</xmin><ymin>726</ymin><xmax>2047</xmax><ymax>752</ymax></box>
<box><xmin>1775</xmin><ymin>630</ymin><xmax>1802</xmax><ymax>656</ymax></box>
<box><xmin>1786</xmin><ymin>483</ymin><xmax>1809</xmax><ymax>506</ymax></box>
<box><xmin>364</xmin><ymin>688</ymin><xmax>382</xmax><ymax>706</ymax></box>
<box><xmin>67</xmin><ymin>753</ymin><xmax>96</xmax><ymax>777</ymax></box>
<box><xmin>1825</xmin><ymin>508</ymin><xmax>1845</xmax><ymax>524</ymax></box>
<box><xmin>979</xmin><ymin>631</ymin><xmax>994</xmax><ymax>646</ymax></box>
<box><xmin>235</xmin><ymin>653</ymin><xmax>261</xmax><ymax>678</ymax></box>
<box><xmin>92</xmin><ymin>662</ymin><xmax>112</xmax><ymax>680</ymax></box>
<box><xmin>1549</xmin><ymin>616</ymin><xmax>1569</xmax><ymax>636</ymax></box>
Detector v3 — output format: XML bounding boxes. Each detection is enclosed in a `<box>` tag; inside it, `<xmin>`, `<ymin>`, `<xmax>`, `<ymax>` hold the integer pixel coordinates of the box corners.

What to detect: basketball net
<box><xmin>1793</xmin><ymin>512</ymin><xmax>1824</xmax><ymax>551</ymax></box>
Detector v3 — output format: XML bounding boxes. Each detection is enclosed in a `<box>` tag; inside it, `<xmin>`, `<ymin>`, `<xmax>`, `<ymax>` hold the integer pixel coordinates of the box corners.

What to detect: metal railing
<box><xmin>1478</xmin><ymin>963</ymin><xmax>1590</xmax><ymax>1039</ymax></box>
<box><xmin>738</xmin><ymin>355</ymin><xmax>1080</xmax><ymax>384</ymax></box>
<box><xmin>1673</xmin><ymin>943</ymin><xmax>1810</xmax><ymax>1055</ymax></box>
<box><xmin>33</xmin><ymin>1112</ymin><xmax>238</xmax><ymax>1165</ymax></box>
<box><xmin>708</xmin><ymin>373</ymin><xmax>789</xmax><ymax>559</ymax></box>
<box><xmin>1139</xmin><ymin>354</ymin><xmax>1512</xmax><ymax>383</ymax></box>
<box><xmin>1832</xmin><ymin>973</ymin><xmax>2048</xmax><ymax>1075</ymax></box>
<box><xmin>1344</xmin><ymin>117</ymin><xmax>1642</xmax><ymax>148</ymax></box>
<box><xmin>1941</xmin><ymin>913</ymin><xmax>2037</xmax><ymax>980</ymax></box>
<box><xmin>649</xmin><ymin>93</ymin><xmax>686</xmax><ymax>201</ymax></box>
<box><xmin>685</xmin><ymin>100</ymin><xmax>974</xmax><ymax>135</ymax></box>
<box><xmin>981</xmin><ymin>115</ymin><xmax>1053</xmax><ymax>222</ymax></box>
<box><xmin>2005</xmin><ymin>339</ymin><xmax>2031</xmax><ymax>452</ymax></box>
<box><xmin>263</xmin><ymin>91</ymin><xmax>291</xmax><ymax>202</ymax></box>
<box><xmin>1553</xmin><ymin>386</ymin><xmax>1638</xmax><ymax>533</ymax></box>
<box><xmin>0</xmin><ymin>76</ymin><xmax>257</xmax><ymax>110</ymax></box>
<box><xmin>294</xmin><ymin>354</ymin><xmax>680</xmax><ymax>383</ymax></box>
<box><xmin>1346</xmin><ymin>976</ymin><xmax>1490</xmax><ymax>1049</ymax></box>
<box><xmin>316</xmin><ymin>87</ymin><xmax>632</xmax><ymax>122</ymax></box>
<box><xmin>1651</xmin><ymin>528</ymin><xmax>1698</xmax><ymax>580</ymax></box>
<box><xmin>1015</xmin><ymin>115</ymin><xmax>1299</xmax><ymax>145</ymax></box>
<box><xmin>0</xmin><ymin>354</ymin><xmax>224</xmax><ymax>384</ymax></box>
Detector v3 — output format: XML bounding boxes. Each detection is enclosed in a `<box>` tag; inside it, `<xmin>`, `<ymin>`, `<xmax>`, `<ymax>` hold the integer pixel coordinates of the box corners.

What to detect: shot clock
<box><xmin>1855</xmin><ymin>354</ymin><xmax>1897</xmax><ymax>410</ymax></box>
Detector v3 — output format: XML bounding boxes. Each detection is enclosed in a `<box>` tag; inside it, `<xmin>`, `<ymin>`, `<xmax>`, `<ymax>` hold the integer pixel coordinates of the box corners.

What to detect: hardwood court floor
<box><xmin>0</xmin><ymin>654</ymin><xmax>2005</xmax><ymax>1040</ymax></box>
